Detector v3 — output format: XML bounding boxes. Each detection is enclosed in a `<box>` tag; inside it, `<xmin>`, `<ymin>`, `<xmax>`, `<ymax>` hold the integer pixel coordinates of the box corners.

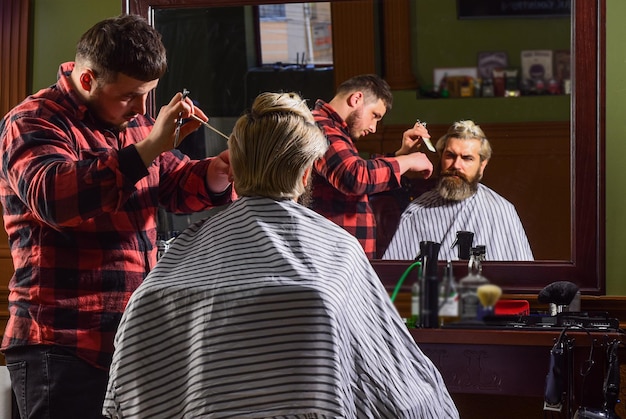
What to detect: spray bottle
<box><xmin>458</xmin><ymin>245</ymin><xmax>489</xmax><ymax>321</ymax></box>
<box><xmin>452</xmin><ymin>230</ymin><xmax>474</xmax><ymax>260</ymax></box>
<box><xmin>438</xmin><ymin>260</ymin><xmax>458</xmax><ymax>326</ymax></box>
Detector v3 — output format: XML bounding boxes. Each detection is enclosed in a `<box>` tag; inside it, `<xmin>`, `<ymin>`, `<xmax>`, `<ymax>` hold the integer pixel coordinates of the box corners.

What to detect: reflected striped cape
<box><xmin>383</xmin><ymin>184</ymin><xmax>534</xmax><ymax>261</ymax></box>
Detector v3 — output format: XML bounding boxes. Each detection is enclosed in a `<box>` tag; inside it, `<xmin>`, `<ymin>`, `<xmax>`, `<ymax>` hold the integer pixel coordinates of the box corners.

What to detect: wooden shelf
<box><xmin>386</xmin><ymin>92</ymin><xmax>571</xmax><ymax>125</ymax></box>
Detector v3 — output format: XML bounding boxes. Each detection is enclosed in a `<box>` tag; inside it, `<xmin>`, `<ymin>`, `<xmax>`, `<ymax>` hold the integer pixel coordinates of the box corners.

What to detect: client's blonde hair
<box><xmin>229</xmin><ymin>92</ymin><xmax>328</xmax><ymax>200</ymax></box>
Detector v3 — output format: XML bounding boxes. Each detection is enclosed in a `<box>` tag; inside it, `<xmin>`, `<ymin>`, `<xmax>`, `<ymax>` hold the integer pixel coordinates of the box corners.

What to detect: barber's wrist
<box><xmin>208</xmin><ymin>184</ymin><xmax>233</xmax><ymax>205</ymax></box>
<box><xmin>119</xmin><ymin>145</ymin><xmax>150</xmax><ymax>183</ymax></box>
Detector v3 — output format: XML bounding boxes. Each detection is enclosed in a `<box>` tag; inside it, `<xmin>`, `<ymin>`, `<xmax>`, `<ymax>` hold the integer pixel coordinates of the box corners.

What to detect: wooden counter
<box><xmin>411</xmin><ymin>327</ymin><xmax>624</xmax><ymax>419</ymax></box>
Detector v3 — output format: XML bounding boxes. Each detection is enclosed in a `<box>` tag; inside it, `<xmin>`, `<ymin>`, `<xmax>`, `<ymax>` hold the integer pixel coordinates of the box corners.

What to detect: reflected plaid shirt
<box><xmin>311</xmin><ymin>100</ymin><xmax>401</xmax><ymax>258</ymax></box>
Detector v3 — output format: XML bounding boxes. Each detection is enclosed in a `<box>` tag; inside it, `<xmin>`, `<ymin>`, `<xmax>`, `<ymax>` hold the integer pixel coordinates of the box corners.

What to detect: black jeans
<box><xmin>4</xmin><ymin>345</ymin><xmax>108</xmax><ymax>419</ymax></box>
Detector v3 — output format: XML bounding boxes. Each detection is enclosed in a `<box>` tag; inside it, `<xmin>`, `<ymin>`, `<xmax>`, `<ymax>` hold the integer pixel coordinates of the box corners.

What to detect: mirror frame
<box><xmin>125</xmin><ymin>0</ymin><xmax>606</xmax><ymax>295</ymax></box>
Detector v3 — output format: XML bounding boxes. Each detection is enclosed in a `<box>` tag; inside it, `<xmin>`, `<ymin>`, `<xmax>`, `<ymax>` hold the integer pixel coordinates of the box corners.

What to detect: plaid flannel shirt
<box><xmin>311</xmin><ymin>100</ymin><xmax>401</xmax><ymax>259</ymax></box>
<box><xmin>0</xmin><ymin>62</ymin><xmax>231</xmax><ymax>369</ymax></box>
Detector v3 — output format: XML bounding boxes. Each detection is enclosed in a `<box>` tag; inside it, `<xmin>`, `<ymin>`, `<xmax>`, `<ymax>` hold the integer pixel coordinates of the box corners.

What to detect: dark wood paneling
<box><xmin>0</xmin><ymin>0</ymin><xmax>29</xmax><ymax>118</ymax></box>
<box><xmin>329</xmin><ymin>0</ymin><xmax>376</xmax><ymax>85</ymax></box>
<box><xmin>0</xmin><ymin>0</ymin><xmax>27</xmax><ymax>349</ymax></box>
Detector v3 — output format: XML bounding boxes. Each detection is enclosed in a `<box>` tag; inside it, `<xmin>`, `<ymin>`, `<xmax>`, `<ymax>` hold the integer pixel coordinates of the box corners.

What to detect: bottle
<box><xmin>410</xmin><ymin>279</ymin><xmax>420</xmax><ymax>328</ymax></box>
<box><xmin>438</xmin><ymin>260</ymin><xmax>459</xmax><ymax>326</ymax></box>
<box><xmin>458</xmin><ymin>246</ymin><xmax>489</xmax><ymax>321</ymax></box>
<box><xmin>473</xmin><ymin>77</ymin><xmax>482</xmax><ymax>97</ymax></box>
<box><xmin>439</xmin><ymin>73</ymin><xmax>449</xmax><ymax>98</ymax></box>
<box><xmin>481</xmin><ymin>78</ymin><xmax>494</xmax><ymax>97</ymax></box>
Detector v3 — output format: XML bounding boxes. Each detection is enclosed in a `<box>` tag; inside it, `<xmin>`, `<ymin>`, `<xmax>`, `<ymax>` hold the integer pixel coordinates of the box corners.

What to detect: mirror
<box><xmin>126</xmin><ymin>0</ymin><xmax>605</xmax><ymax>295</ymax></box>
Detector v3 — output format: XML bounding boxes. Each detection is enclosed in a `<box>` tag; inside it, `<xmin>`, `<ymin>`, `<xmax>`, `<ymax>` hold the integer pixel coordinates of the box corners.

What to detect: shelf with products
<box><xmin>385</xmin><ymin>91</ymin><xmax>570</xmax><ymax>125</ymax></box>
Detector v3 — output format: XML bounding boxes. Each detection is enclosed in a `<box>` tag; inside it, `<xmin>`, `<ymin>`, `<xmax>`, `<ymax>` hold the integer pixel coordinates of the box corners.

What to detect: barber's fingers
<box><xmin>206</xmin><ymin>149</ymin><xmax>233</xmax><ymax>192</ymax></box>
<box><xmin>153</xmin><ymin>95</ymin><xmax>206</xmax><ymax>149</ymax></box>
<box><xmin>411</xmin><ymin>123</ymin><xmax>431</xmax><ymax>139</ymax></box>
<box><xmin>167</xmin><ymin>92</ymin><xmax>209</xmax><ymax>122</ymax></box>
<box><xmin>402</xmin><ymin>128</ymin><xmax>428</xmax><ymax>153</ymax></box>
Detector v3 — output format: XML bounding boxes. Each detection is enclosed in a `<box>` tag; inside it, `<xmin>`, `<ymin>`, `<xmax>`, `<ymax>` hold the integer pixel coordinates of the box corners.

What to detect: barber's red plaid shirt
<box><xmin>311</xmin><ymin>100</ymin><xmax>401</xmax><ymax>259</ymax></box>
<box><xmin>0</xmin><ymin>62</ymin><xmax>231</xmax><ymax>369</ymax></box>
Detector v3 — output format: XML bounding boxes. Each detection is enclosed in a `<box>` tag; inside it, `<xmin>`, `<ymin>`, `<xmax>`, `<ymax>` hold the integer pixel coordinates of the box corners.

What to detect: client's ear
<box><xmin>301</xmin><ymin>167</ymin><xmax>311</xmax><ymax>187</ymax></box>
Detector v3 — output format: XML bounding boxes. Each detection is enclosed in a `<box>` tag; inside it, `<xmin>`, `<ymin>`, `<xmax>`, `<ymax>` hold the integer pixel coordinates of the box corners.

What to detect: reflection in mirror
<box><xmin>153</xmin><ymin>2</ymin><xmax>336</xmax><ymax>155</ymax></box>
<box><xmin>127</xmin><ymin>0</ymin><xmax>605</xmax><ymax>294</ymax></box>
<box><xmin>387</xmin><ymin>2</ymin><xmax>571</xmax><ymax>262</ymax></box>
<box><xmin>154</xmin><ymin>2</ymin><xmax>334</xmax><ymax>118</ymax></box>
<box><xmin>380</xmin><ymin>123</ymin><xmax>536</xmax><ymax>262</ymax></box>
<box><xmin>152</xmin><ymin>2</ymin><xmax>335</xmax><ymax>233</ymax></box>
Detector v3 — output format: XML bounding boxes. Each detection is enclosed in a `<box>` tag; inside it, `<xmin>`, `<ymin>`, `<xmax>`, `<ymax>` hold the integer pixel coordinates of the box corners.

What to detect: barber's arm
<box><xmin>394</xmin><ymin>153</ymin><xmax>433</xmax><ymax>179</ymax></box>
<box><xmin>134</xmin><ymin>91</ymin><xmax>233</xmax><ymax>202</ymax></box>
<box><xmin>315</xmin><ymin>135</ymin><xmax>401</xmax><ymax>195</ymax></box>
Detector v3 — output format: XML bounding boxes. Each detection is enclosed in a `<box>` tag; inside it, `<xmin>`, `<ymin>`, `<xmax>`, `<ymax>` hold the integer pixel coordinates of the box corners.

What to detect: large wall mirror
<box><xmin>126</xmin><ymin>0</ymin><xmax>605</xmax><ymax>295</ymax></box>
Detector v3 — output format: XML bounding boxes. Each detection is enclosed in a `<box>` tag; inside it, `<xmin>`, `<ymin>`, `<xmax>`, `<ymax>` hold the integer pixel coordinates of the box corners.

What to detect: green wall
<box><xmin>413</xmin><ymin>1</ymin><xmax>570</xmax><ymax>93</ymax></box>
<box><xmin>605</xmin><ymin>0</ymin><xmax>626</xmax><ymax>294</ymax></box>
<box><xmin>30</xmin><ymin>0</ymin><xmax>626</xmax><ymax>295</ymax></box>
<box><xmin>385</xmin><ymin>0</ymin><xmax>570</xmax><ymax>125</ymax></box>
<box><xmin>31</xmin><ymin>0</ymin><xmax>120</xmax><ymax>91</ymax></box>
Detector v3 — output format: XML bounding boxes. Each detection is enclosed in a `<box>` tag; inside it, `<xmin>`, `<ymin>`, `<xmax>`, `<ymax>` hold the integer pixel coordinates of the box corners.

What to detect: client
<box><xmin>383</xmin><ymin>120</ymin><xmax>533</xmax><ymax>261</ymax></box>
<box><xmin>103</xmin><ymin>92</ymin><xmax>458</xmax><ymax>418</ymax></box>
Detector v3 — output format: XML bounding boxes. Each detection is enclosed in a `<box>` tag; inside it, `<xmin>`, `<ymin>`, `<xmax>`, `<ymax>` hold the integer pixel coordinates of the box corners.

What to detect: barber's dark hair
<box><xmin>75</xmin><ymin>14</ymin><xmax>167</xmax><ymax>83</ymax></box>
<box><xmin>336</xmin><ymin>74</ymin><xmax>393</xmax><ymax>110</ymax></box>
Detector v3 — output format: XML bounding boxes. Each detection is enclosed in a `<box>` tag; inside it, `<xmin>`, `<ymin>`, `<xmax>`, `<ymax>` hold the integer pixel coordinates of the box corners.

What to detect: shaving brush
<box><xmin>538</xmin><ymin>281</ymin><xmax>579</xmax><ymax>315</ymax></box>
<box><xmin>477</xmin><ymin>284</ymin><xmax>503</xmax><ymax>318</ymax></box>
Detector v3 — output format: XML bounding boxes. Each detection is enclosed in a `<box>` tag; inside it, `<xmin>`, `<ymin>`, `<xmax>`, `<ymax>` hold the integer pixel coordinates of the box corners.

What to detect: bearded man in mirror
<box><xmin>383</xmin><ymin>120</ymin><xmax>533</xmax><ymax>261</ymax></box>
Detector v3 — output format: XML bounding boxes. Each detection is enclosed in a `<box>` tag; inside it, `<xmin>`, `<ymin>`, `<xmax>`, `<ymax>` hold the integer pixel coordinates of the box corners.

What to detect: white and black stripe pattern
<box><xmin>103</xmin><ymin>196</ymin><xmax>459</xmax><ymax>418</ymax></box>
<box><xmin>383</xmin><ymin>184</ymin><xmax>534</xmax><ymax>261</ymax></box>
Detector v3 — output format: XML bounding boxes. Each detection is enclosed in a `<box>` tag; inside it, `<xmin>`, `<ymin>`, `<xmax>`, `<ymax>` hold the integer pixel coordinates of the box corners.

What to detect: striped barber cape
<box><xmin>383</xmin><ymin>184</ymin><xmax>534</xmax><ymax>261</ymax></box>
<box><xmin>103</xmin><ymin>196</ymin><xmax>458</xmax><ymax>419</ymax></box>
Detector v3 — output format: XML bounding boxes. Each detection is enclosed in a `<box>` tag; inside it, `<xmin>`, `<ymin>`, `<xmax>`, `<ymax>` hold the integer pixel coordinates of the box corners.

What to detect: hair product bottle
<box><xmin>458</xmin><ymin>246</ymin><xmax>489</xmax><ymax>321</ymax></box>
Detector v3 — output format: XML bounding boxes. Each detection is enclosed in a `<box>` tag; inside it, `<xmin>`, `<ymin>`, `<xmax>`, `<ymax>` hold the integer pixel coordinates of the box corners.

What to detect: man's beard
<box><xmin>87</xmin><ymin>87</ymin><xmax>132</xmax><ymax>132</ymax></box>
<box><xmin>87</xmin><ymin>103</ymin><xmax>130</xmax><ymax>132</ymax></box>
<box><xmin>109</xmin><ymin>113</ymin><xmax>133</xmax><ymax>131</ymax></box>
<box><xmin>436</xmin><ymin>169</ymin><xmax>480</xmax><ymax>201</ymax></box>
<box><xmin>345</xmin><ymin>108</ymin><xmax>363</xmax><ymax>142</ymax></box>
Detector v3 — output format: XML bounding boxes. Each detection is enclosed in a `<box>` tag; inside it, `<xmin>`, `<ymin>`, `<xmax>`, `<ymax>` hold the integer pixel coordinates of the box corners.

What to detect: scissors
<box><xmin>173</xmin><ymin>88</ymin><xmax>190</xmax><ymax>148</ymax></box>
<box><xmin>416</xmin><ymin>119</ymin><xmax>435</xmax><ymax>152</ymax></box>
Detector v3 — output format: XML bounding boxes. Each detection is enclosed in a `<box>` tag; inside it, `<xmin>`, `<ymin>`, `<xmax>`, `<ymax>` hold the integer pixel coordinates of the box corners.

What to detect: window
<box><xmin>258</xmin><ymin>2</ymin><xmax>332</xmax><ymax>66</ymax></box>
<box><xmin>258</xmin><ymin>4</ymin><xmax>285</xmax><ymax>19</ymax></box>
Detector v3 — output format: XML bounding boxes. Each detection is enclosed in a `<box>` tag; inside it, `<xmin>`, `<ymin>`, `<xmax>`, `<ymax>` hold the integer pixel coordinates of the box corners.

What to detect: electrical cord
<box><xmin>390</xmin><ymin>261</ymin><xmax>422</xmax><ymax>302</ymax></box>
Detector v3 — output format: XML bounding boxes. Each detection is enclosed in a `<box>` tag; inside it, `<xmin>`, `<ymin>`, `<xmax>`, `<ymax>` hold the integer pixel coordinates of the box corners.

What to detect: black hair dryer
<box><xmin>574</xmin><ymin>340</ymin><xmax>622</xmax><ymax>419</ymax></box>
<box><xmin>417</xmin><ymin>241</ymin><xmax>441</xmax><ymax>328</ymax></box>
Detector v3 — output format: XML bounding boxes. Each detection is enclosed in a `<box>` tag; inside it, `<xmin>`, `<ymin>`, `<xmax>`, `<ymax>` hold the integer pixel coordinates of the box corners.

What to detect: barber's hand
<box><xmin>396</xmin><ymin>121</ymin><xmax>431</xmax><ymax>156</ymax></box>
<box><xmin>206</xmin><ymin>149</ymin><xmax>232</xmax><ymax>193</ymax></box>
<box><xmin>396</xmin><ymin>151</ymin><xmax>433</xmax><ymax>179</ymax></box>
<box><xmin>158</xmin><ymin>92</ymin><xmax>209</xmax><ymax>150</ymax></box>
<box><xmin>136</xmin><ymin>92</ymin><xmax>209</xmax><ymax>167</ymax></box>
